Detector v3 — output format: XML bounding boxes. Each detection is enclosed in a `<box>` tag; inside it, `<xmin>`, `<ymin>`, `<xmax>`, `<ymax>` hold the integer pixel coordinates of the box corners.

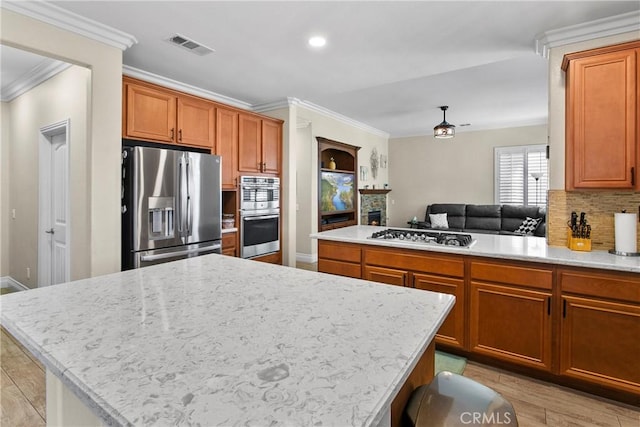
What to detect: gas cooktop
<box><xmin>368</xmin><ymin>229</ymin><xmax>476</xmax><ymax>248</ymax></box>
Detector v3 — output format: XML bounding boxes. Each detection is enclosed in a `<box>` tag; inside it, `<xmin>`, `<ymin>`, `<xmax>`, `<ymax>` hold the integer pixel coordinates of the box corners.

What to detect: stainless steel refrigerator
<box><xmin>121</xmin><ymin>145</ymin><xmax>222</xmax><ymax>270</ymax></box>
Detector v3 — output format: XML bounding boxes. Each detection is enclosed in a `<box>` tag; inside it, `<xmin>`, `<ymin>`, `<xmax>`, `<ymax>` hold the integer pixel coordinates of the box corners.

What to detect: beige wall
<box><xmin>6</xmin><ymin>65</ymin><xmax>90</xmax><ymax>287</ymax></box>
<box><xmin>388</xmin><ymin>125</ymin><xmax>548</xmax><ymax>227</ymax></box>
<box><xmin>295</xmin><ymin>105</ymin><xmax>389</xmax><ymax>261</ymax></box>
<box><xmin>1</xmin><ymin>9</ymin><xmax>123</xmax><ymax>281</ymax></box>
<box><xmin>0</xmin><ymin>102</ymin><xmax>9</xmax><ymax>277</ymax></box>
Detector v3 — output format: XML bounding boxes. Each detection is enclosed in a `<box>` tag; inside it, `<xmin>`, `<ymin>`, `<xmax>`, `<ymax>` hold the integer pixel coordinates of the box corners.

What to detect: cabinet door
<box><xmin>216</xmin><ymin>108</ymin><xmax>238</xmax><ymax>189</ymax></box>
<box><xmin>238</xmin><ymin>114</ymin><xmax>262</xmax><ymax>173</ymax></box>
<box><xmin>222</xmin><ymin>232</ymin><xmax>237</xmax><ymax>257</ymax></box>
<box><xmin>262</xmin><ymin>120</ymin><xmax>281</xmax><ymax>174</ymax></box>
<box><xmin>177</xmin><ymin>95</ymin><xmax>215</xmax><ymax>149</ymax></box>
<box><xmin>470</xmin><ymin>281</ymin><xmax>552</xmax><ymax>371</ymax></box>
<box><xmin>414</xmin><ymin>273</ymin><xmax>465</xmax><ymax>349</ymax></box>
<box><xmin>125</xmin><ymin>83</ymin><xmax>176</xmax><ymax>143</ymax></box>
<box><xmin>566</xmin><ymin>48</ymin><xmax>637</xmax><ymax>189</ymax></box>
<box><xmin>560</xmin><ymin>295</ymin><xmax>640</xmax><ymax>394</ymax></box>
<box><xmin>363</xmin><ymin>265</ymin><xmax>407</xmax><ymax>287</ymax></box>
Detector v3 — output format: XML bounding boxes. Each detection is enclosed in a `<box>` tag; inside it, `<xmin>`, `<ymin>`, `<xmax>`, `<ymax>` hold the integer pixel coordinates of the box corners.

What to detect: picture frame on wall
<box><xmin>360</xmin><ymin>165</ymin><xmax>368</xmax><ymax>181</ymax></box>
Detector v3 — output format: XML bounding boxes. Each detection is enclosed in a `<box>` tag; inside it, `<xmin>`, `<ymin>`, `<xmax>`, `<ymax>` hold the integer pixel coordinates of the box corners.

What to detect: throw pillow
<box><xmin>514</xmin><ymin>217</ymin><xmax>541</xmax><ymax>235</ymax></box>
<box><xmin>429</xmin><ymin>213</ymin><xmax>449</xmax><ymax>229</ymax></box>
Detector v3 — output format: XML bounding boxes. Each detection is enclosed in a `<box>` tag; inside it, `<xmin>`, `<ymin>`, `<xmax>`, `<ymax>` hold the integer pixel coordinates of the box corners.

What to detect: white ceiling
<box><xmin>6</xmin><ymin>1</ymin><xmax>640</xmax><ymax>137</ymax></box>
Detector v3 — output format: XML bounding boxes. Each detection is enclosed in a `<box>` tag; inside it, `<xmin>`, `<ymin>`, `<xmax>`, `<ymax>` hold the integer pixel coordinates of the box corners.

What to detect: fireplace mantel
<box><xmin>359</xmin><ymin>189</ymin><xmax>391</xmax><ymax>195</ymax></box>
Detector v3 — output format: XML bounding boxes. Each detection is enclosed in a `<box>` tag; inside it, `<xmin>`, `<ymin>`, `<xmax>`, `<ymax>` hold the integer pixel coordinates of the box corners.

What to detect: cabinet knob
<box><xmin>170</xmin><ymin>128</ymin><xmax>175</xmax><ymax>139</ymax></box>
<box><xmin>179</xmin><ymin>129</ymin><xmax>183</xmax><ymax>142</ymax></box>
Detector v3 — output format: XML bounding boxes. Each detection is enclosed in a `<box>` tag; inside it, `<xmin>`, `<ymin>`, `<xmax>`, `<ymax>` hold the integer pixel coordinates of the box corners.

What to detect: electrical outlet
<box><xmin>26</xmin><ymin>267</ymin><xmax>30</xmax><ymax>279</ymax></box>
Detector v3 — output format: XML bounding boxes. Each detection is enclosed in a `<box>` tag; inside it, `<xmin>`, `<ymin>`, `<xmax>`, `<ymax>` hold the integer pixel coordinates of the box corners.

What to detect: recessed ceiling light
<box><xmin>308</xmin><ymin>36</ymin><xmax>326</xmax><ymax>48</ymax></box>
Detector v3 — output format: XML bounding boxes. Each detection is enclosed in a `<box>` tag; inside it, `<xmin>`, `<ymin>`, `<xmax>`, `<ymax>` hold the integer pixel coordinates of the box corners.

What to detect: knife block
<box><xmin>567</xmin><ymin>228</ymin><xmax>592</xmax><ymax>252</ymax></box>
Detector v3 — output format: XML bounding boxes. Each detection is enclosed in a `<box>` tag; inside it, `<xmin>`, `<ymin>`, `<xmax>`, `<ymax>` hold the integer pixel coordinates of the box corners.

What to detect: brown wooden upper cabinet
<box><xmin>562</xmin><ymin>41</ymin><xmax>640</xmax><ymax>190</ymax></box>
<box><xmin>216</xmin><ymin>107</ymin><xmax>239</xmax><ymax>189</ymax></box>
<box><xmin>123</xmin><ymin>77</ymin><xmax>215</xmax><ymax>150</ymax></box>
<box><xmin>238</xmin><ymin>113</ymin><xmax>281</xmax><ymax>175</ymax></box>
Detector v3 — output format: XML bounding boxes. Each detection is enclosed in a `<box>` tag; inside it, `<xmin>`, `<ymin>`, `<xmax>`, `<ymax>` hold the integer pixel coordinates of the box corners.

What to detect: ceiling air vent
<box><xmin>166</xmin><ymin>34</ymin><xmax>215</xmax><ymax>56</ymax></box>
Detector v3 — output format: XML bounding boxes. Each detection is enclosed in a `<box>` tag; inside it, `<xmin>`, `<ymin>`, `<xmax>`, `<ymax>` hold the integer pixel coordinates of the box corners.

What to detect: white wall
<box><xmin>388</xmin><ymin>125</ymin><xmax>547</xmax><ymax>227</ymax></box>
<box><xmin>0</xmin><ymin>102</ymin><xmax>9</xmax><ymax>277</ymax></box>
<box><xmin>1</xmin><ymin>9</ymin><xmax>123</xmax><ymax>279</ymax></box>
<box><xmin>295</xmin><ymin>105</ymin><xmax>389</xmax><ymax>262</ymax></box>
<box><xmin>6</xmin><ymin>65</ymin><xmax>90</xmax><ymax>287</ymax></box>
<box><xmin>547</xmin><ymin>31</ymin><xmax>640</xmax><ymax>190</ymax></box>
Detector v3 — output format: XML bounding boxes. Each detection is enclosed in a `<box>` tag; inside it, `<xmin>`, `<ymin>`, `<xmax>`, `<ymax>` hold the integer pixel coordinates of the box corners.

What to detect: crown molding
<box><xmin>123</xmin><ymin>66</ymin><xmax>253</xmax><ymax>110</ymax></box>
<box><xmin>123</xmin><ymin>67</ymin><xmax>389</xmax><ymax>137</ymax></box>
<box><xmin>1</xmin><ymin>1</ymin><xmax>137</xmax><ymax>51</ymax></box>
<box><xmin>254</xmin><ymin>97</ymin><xmax>390</xmax><ymax>138</ymax></box>
<box><xmin>1</xmin><ymin>59</ymin><xmax>71</xmax><ymax>102</ymax></box>
<box><xmin>535</xmin><ymin>10</ymin><xmax>640</xmax><ymax>58</ymax></box>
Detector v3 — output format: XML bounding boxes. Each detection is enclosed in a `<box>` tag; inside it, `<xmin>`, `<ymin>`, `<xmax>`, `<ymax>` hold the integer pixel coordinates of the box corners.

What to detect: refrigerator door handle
<box><xmin>140</xmin><ymin>243</ymin><xmax>221</xmax><ymax>262</ymax></box>
<box><xmin>177</xmin><ymin>157</ymin><xmax>184</xmax><ymax>234</ymax></box>
<box><xmin>186</xmin><ymin>156</ymin><xmax>192</xmax><ymax>234</ymax></box>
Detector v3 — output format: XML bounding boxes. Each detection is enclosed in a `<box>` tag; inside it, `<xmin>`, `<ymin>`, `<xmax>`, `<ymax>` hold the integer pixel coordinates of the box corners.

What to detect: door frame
<box><xmin>38</xmin><ymin>119</ymin><xmax>71</xmax><ymax>287</ymax></box>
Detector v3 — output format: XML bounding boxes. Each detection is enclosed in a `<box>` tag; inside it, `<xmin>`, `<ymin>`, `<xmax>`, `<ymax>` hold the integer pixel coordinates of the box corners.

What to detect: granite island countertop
<box><xmin>311</xmin><ymin>225</ymin><xmax>640</xmax><ymax>274</ymax></box>
<box><xmin>0</xmin><ymin>254</ymin><xmax>454</xmax><ymax>426</ymax></box>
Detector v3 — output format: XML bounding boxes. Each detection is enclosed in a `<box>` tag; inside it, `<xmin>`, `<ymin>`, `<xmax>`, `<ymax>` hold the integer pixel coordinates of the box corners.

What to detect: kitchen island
<box><xmin>0</xmin><ymin>254</ymin><xmax>454</xmax><ymax>426</ymax></box>
<box><xmin>312</xmin><ymin>225</ymin><xmax>640</xmax><ymax>405</ymax></box>
<box><xmin>311</xmin><ymin>225</ymin><xmax>640</xmax><ymax>273</ymax></box>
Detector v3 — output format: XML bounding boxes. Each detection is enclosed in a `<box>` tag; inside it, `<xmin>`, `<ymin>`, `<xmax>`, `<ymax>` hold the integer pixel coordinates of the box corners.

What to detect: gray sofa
<box><xmin>417</xmin><ymin>203</ymin><xmax>546</xmax><ymax>237</ymax></box>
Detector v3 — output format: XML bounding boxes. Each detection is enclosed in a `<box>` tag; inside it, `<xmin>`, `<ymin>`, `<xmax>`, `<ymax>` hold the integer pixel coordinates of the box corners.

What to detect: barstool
<box><xmin>403</xmin><ymin>371</ymin><xmax>518</xmax><ymax>426</ymax></box>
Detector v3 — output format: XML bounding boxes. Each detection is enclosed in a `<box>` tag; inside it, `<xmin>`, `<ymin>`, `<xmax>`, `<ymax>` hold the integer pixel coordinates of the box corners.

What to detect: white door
<box><xmin>39</xmin><ymin>121</ymin><xmax>70</xmax><ymax>286</ymax></box>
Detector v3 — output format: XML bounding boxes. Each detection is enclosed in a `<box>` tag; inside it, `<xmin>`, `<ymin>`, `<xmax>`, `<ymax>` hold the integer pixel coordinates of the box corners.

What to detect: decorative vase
<box><xmin>328</xmin><ymin>157</ymin><xmax>336</xmax><ymax>170</ymax></box>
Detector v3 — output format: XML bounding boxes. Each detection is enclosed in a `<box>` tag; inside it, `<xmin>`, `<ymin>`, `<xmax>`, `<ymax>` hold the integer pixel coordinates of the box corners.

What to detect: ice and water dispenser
<box><xmin>148</xmin><ymin>196</ymin><xmax>175</xmax><ymax>240</ymax></box>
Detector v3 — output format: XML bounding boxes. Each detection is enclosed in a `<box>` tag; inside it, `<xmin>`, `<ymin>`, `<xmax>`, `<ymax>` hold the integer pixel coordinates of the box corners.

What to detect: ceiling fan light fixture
<box><xmin>434</xmin><ymin>105</ymin><xmax>455</xmax><ymax>139</ymax></box>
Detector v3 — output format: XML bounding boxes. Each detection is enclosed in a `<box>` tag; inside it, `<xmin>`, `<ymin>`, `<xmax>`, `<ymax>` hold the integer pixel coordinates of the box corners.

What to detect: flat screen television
<box><xmin>320</xmin><ymin>171</ymin><xmax>355</xmax><ymax>213</ymax></box>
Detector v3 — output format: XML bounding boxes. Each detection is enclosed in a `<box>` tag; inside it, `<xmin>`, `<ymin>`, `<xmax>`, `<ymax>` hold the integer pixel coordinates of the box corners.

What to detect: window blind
<box><xmin>495</xmin><ymin>145</ymin><xmax>548</xmax><ymax>207</ymax></box>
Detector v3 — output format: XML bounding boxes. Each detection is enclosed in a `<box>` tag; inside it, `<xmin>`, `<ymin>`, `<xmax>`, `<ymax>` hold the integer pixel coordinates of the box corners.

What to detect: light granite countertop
<box><xmin>311</xmin><ymin>225</ymin><xmax>640</xmax><ymax>274</ymax></box>
<box><xmin>0</xmin><ymin>254</ymin><xmax>454</xmax><ymax>426</ymax></box>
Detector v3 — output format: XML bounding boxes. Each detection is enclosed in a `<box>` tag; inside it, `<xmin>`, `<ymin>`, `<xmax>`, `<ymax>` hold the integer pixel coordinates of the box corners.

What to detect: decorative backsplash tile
<box><xmin>548</xmin><ymin>190</ymin><xmax>640</xmax><ymax>250</ymax></box>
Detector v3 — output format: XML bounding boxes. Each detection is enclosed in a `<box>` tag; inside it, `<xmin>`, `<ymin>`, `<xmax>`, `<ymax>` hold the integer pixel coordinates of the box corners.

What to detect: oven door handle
<box><xmin>243</xmin><ymin>214</ymin><xmax>279</xmax><ymax>221</ymax></box>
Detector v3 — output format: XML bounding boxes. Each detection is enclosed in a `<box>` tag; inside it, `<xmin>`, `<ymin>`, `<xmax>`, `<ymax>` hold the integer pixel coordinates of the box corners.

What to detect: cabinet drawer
<box><xmin>364</xmin><ymin>248</ymin><xmax>464</xmax><ymax>278</ymax></box>
<box><xmin>318</xmin><ymin>259</ymin><xmax>361</xmax><ymax>279</ymax></box>
<box><xmin>559</xmin><ymin>269</ymin><xmax>640</xmax><ymax>303</ymax></box>
<box><xmin>471</xmin><ymin>260</ymin><xmax>552</xmax><ymax>290</ymax></box>
<box><xmin>318</xmin><ymin>241</ymin><xmax>361</xmax><ymax>263</ymax></box>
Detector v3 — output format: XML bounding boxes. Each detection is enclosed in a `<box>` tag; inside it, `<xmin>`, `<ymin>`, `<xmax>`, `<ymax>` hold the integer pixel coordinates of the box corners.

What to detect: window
<box><xmin>495</xmin><ymin>145</ymin><xmax>548</xmax><ymax>207</ymax></box>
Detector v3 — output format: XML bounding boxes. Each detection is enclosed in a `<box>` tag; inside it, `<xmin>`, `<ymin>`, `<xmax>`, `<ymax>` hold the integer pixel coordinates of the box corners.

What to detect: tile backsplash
<box><xmin>548</xmin><ymin>190</ymin><xmax>640</xmax><ymax>250</ymax></box>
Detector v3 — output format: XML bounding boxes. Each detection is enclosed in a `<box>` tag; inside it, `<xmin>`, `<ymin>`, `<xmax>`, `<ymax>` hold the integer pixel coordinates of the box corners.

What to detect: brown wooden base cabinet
<box><xmin>317</xmin><ymin>241</ymin><xmax>362</xmax><ymax>278</ymax></box>
<box><xmin>222</xmin><ymin>232</ymin><xmax>237</xmax><ymax>257</ymax></box>
<box><xmin>469</xmin><ymin>282</ymin><xmax>552</xmax><ymax>372</ymax></box>
<box><xmin>362</xmin><ymin>246</ymin><xmax>466</xmax><ymax>349</ymax></box>
<box><xmin>559</xmin><ymin>268</ymin><xmax>640</xmax><ymax>396</ymax></box>
<box><xmin>317</xmin><ymin>238</ymin><xmax>639</xmax><ymax>404</ymax></box>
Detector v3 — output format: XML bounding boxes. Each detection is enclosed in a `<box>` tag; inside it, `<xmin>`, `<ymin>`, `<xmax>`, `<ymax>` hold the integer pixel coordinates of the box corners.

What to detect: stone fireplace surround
<box><xmin>360</xmin><ymin>189</ymin><xmax>391</xmax><ymax>226</ymax></box>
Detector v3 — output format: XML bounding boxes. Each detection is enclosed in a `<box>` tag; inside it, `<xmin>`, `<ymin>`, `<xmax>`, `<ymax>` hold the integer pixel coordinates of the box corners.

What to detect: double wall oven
<box><xmin>240</xmin><ymin>176</ymin><xmax>280</xmax><ymax>258</ymax></box>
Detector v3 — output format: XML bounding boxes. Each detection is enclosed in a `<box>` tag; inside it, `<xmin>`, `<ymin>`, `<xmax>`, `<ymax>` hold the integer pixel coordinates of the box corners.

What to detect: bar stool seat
<box><xmin>403</xmin><ymin>371</ymin><xmax>518</xmax><ymax>427</ymax></box>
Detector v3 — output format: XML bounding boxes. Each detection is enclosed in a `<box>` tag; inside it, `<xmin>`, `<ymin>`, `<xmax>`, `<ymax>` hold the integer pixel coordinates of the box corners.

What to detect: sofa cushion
<box><xmin>429</xmin><ymin>213</ymin><xmax>449</xmax><ymax>229</ymax></box>
<box><xmin>501</xmin><ymin>205</ymin><xmax>544</xmax><ymax>232</ymax></box>
<box><xmin>465</xmin><ymin>205</ymin><xmax>501</xmax><ymax>231</ymax></box>
<box><xmin>514</xmin><ymin>217</ymin><xmax>542</xmax><ymax>235</ymax></box>
<box><xmin>426</xmin><ymin>204</ymin><xmax>466</xmax><ymax>229</ymax></box>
